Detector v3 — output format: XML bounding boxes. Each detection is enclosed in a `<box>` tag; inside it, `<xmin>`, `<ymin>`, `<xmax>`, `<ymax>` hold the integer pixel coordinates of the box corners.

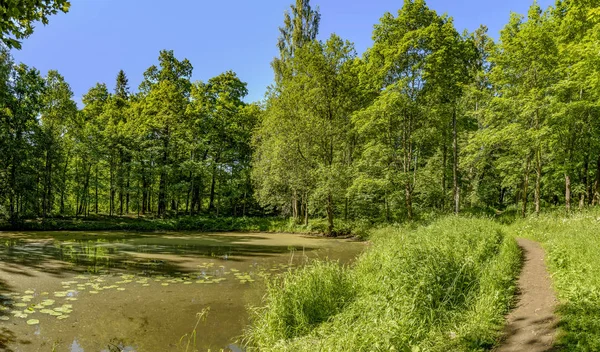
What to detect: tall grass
<box><xmin>244</xmin><ymin>217</ymin><xmax>521</xmax><ymax>351</ymax></box>
<box><xmin>510</xmin><ymin>210</ymin><xmax>600</xmax><ymax>351</ymax></box>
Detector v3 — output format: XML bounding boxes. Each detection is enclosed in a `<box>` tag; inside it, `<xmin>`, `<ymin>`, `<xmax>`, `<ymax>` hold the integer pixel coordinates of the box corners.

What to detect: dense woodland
<box><xmin>1</xmin><ymin>0</ymin><xmax>600</xmax><ymax>233</ymax></box>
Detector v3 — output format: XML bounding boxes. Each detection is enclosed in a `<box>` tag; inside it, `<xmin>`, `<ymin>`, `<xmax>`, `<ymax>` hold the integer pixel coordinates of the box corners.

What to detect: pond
<box><xmin>0</xmin><ymin>231</ymin><xmax>365</xmax><ymax>352</ymax></box>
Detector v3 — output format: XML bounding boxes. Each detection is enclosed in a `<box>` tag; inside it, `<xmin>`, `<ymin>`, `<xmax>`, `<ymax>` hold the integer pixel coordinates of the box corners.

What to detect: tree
<box><xmin>40</xmin><ymin>70</ymin><xmax>77</xmax><ymax>217</ymax></box>
<box><xmin>254</xmin><ymin>35</ymin><xmax>360</xmax><ymax>234</ymax></box>
<box><xmin>139</xmin><ymin>50</ymin><xmax>193</xmax><ymax>216</ymax></box>
<box><xmin>0</xmin><ymin>0</ymin><xmax>71</xmax><ymax>49</ymax></box>
<box><xmin>273</xmin><ymin>0</ymin><xmax>321</xmax><ymax>80</ymax></box>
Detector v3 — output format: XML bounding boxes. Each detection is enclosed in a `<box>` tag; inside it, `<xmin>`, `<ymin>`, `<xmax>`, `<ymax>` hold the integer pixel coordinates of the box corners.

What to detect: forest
<box><xmin>1</xmin><ymin>0</ymin><xmax>599</xmax><ymax>235</ymax></box>
<box><xmin>2</xmin><ymin>1</ymin><xmax>600</xmax><ymax>352</ymax></box>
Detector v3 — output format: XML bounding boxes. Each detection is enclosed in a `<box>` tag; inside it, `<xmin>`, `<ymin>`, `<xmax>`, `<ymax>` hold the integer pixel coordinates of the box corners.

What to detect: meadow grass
<box><xmin>510</xmin><ymin>210</ymin><xmax>600</xmax><ymax>351</ymax></box>
<box><xmin>243</xmin><ymin>217</ymin><xmax>521</xmax><ymax>351</ymax></box>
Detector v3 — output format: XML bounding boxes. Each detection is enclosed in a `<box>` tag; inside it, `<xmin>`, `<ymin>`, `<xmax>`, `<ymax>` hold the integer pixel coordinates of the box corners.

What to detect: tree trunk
<box><xmin>534</xmin><ymin>149</ymin><xmax>541</xmax><ymax>215</ymax></box>
<box><xmin>304</xmin><ymin>192</ymin><xmax>309</xmax><ymax>226</ymax></box>
<box><xmin>158</xmin><ymin>134</ymin><xmax>169</xmax><ymax>217</ymax></box>
<box><xmin>95</xmin><ymin>165</ymin><xmax>99</xmax><ymax>215</ymax></box>
<box><xmin>326</xmin><ymin>193</ymin><xmax>334</xmax><ymax>235</ymax></box>
<box><xmin>522</xmin><ymin>156</ymin><xmax>531</xmax><ymax>218</ymax></box>
<box><xmin>565</xmin><ymin>173</ymin><xmax>571</xmax><ymax>213</ymax></box>
<box><xmin>594</xmin><ymin>154</ymin><xmax>600</xmax><ymax>205</ymax></box>
<box><xmin>60</xmin><ymin>154</ymin><xmax>69</xmax><ymax>214</ymax></box>
<box><xmin>208</xmin><ymin>163</ymin><xmax>217</xmax><ymax>212</ymax></box>
<box><xmin>441</xmin><ymin>131</ymin><xmax>447</xmax><ymax>210</ymax></box>
<box><xmin>452</xmin><ymin>107</ymin><xmax>459</xmax><ymax>214</ymax></box>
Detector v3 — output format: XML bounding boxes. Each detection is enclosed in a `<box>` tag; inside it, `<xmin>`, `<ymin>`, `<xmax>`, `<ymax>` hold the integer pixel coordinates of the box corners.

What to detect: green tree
<box><xmin>0</xmin><ymin>0</ymin><xmax>71</xmax><ymax>49</ymax></box>
<box><xmin>39</xmin><ymin>70</ymin><xmax>77</xmax><ymax>217</ymax></box>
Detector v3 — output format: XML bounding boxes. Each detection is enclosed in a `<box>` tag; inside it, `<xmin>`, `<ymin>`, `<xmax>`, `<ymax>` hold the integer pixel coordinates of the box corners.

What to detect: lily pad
<box><xmin>26</xmin><ymin>319</ymin><xmax>39</xmax><ymax>325</ymax></box>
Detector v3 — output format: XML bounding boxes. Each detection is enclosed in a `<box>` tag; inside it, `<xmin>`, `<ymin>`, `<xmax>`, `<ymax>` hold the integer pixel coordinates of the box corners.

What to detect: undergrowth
<box><xmin>0</xmin><ymin>216</ymin><xmax>373</xmax><ymax>238</ymax></box>
<box><xmin>244</xmin><ymin>217</ymin><xmax>521</xmax><ymax>351</ymax></box>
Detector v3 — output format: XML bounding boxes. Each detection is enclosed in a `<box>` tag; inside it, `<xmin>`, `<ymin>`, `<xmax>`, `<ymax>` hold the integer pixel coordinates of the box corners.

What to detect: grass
<box><xmin>243</xmin><ymin>217</ymin><xmax>521</xmax><ymax>351</ymax></box>
<box><xmin>510</xmin><ymin>209</ymin><xmax>600</xmax><ymax>351</ymax></box>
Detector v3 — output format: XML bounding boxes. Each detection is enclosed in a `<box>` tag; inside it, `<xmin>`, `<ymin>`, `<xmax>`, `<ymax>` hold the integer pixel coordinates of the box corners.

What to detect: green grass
<box><xmin>243</xmin><ymin>217</ymin><xmax>521</xmax><ymax>351</ymax></box>
<box><xmin>510</xmin><ymin>210</ymin><xmax>600</xmax><ymax>351</ymax></box>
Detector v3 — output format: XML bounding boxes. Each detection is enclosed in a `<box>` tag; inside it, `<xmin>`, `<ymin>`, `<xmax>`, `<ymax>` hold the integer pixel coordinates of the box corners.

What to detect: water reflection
<box><xmin>0</xmin><ymin>234</ymin><xmax>318</xmax><ymax>276</ymax></box>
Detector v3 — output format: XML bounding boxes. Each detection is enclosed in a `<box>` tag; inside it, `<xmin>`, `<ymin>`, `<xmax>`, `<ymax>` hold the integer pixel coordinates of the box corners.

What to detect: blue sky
<box><xmin>11</xmin><ymin>0</ymin><xmax>554</xmax><ymax>105</ymax></box>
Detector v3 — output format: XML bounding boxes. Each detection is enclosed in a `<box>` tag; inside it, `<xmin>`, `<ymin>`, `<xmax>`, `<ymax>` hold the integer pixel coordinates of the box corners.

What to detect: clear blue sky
<box><xmin>11</xmin><ymin>0</ymin><xmax>553</xmax><ymax>105</ymax></box>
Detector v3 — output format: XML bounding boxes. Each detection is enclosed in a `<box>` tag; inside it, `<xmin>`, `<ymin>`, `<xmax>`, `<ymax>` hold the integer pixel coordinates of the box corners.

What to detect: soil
<box><xmin>496</xmin><ymin>238</ymin><xmax>558</xmax><ymax>352</ymax></box>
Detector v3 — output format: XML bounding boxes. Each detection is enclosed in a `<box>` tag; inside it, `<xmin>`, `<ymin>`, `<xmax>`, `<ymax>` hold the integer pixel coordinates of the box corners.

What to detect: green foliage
<box><xmin>244</xmin><ymin>217</ymin><xmax>521</xmax><ymax>351</ymax></box>
<box><xmin>0</xmin><ymin>0</ymin><xmax>70</xmax><ymax>49</ymax></box>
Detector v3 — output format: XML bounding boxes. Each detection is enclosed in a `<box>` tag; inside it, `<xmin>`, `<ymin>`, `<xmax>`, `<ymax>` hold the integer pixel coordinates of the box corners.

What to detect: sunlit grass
<box><xmin>243</xmin><ymin>217</ymin><xmax>521</xmax><ymax>351</ymax></box>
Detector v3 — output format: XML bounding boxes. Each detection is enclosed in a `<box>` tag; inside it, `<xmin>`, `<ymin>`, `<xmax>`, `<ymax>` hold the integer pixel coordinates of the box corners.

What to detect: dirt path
<box><xmin>496</xmin><ymin>238</ymin><xmax>558</xmax><ymax>352</ymax></box>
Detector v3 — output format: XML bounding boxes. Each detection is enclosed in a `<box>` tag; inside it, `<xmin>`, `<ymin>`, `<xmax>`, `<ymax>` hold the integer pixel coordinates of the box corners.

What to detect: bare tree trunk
<box><xmin>594</xmin><ymin>154</ymin><xmax>600</xmax><ymax>205</ymax></box>
<box><xmin>452</xmin><ymin>107</ymin><xmax>459</xmax><ymax>214</ymax></box>
<box><xmin>60</xmin><ymin>154</ymin><xmax>69</xmax><ymax>214</ymax></box>
<box><xmin>326</xmin><ymin>193</ymin><xmax>334</xmax><ymax>235</ymax></box>
<box><xmin>208</xmin><ymin>163</ymin><xmax>217</xmax><ymax>212</ymax></box>
<box><xmin>565</xmin><ymin>173</ymin><xmax>571</xmax><ymax>213</ymax></box>
<box><xmin>158</xmin><ymin>134</ymin><xmax>169</xmax><ymax>217</ymax></box>
<box><xmin>304</xmin><ymin>192</ymin><xmax>309</xmax><ymax>226</ymax></box>
<box><xmin>535</xmin><ymin>149</ymin><xmax>541</xmax><ymax>215</ymax></box>
<box><xmin>522</xmin><ymin>156</ymin><xmax>531</xmax><ymax>218</ymax></box>
<box><xmin>441</xmin><ymin>132</ymin><xmax>447</xmax><ymax>210</ymax></box>
<box><xmin>95</xmin><ymin>165</ymin><xmax>99</xmax><ymax>215</ymax></box>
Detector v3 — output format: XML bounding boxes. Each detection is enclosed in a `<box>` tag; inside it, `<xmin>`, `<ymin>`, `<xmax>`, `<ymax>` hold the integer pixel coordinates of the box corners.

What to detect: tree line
<box><xmin>0</xmin><ymin>48</ymin><xmax>259</xmax><ymax>221</ymax></box>
<box><xmin>1</xmin><ymin>0</ymin><xmax>599</xmax><ymax>233</ymax></box>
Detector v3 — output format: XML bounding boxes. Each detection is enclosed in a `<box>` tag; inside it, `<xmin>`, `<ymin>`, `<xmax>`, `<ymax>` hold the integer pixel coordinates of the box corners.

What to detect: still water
<box><xmin>0</xmin><ymin>231</ymin><xmax>365</xmax><ymax>351</ymax></box>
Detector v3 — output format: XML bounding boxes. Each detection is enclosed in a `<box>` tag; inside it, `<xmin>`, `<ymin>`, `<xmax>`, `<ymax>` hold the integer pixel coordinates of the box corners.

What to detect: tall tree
<box><xmin>39</xmin><ymin>70</ymin><xmax>77</xmax><ymax>217</ymax></box>
<box><xmin>139</xmin><ymin>50</ymin><xmax>193</xmax><ymax>216</ymax></box>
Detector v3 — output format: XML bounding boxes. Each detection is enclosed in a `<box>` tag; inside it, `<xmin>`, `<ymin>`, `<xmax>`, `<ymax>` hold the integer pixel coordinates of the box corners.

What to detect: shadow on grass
<box><xmin>552</xmin><ymin>301</ymin><xmax>600</xmax><ymax>351</ymax></box>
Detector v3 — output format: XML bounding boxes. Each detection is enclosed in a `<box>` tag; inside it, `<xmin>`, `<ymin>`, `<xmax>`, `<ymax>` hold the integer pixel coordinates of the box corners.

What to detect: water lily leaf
<box><xmin>26</xmin><ymin>319</ymin><xmax>39</xmax><ymax>325</ymax></box>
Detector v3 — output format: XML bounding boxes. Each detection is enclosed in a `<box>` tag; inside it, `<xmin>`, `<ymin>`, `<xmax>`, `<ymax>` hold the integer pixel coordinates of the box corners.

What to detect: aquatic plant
<box><xmin>178</xmin><ymin>307</ymin><xmax>211</xmax><ymax>352</ymax></box>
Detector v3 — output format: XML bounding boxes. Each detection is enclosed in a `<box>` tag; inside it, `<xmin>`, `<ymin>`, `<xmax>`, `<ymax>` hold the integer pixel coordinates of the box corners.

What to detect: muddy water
<box><xmin>0</xmin><ymin>231</ymin><xmax>365</xmax><ymax>352</ymax></box>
